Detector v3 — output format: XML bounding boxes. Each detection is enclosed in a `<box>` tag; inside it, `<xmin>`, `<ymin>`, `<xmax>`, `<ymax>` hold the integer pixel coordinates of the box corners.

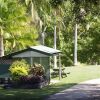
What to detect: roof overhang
<box><xmin>1</xmin><ymin>45</ymin><xmax>61</xmax><ymax>59</ymax></box>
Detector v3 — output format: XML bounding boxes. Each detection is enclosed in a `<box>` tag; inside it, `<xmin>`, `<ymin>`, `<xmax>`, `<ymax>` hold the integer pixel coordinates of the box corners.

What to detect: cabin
<box><xmin>0</xmin><ymin>45</ymin><xmax>61</xmax><ymax>83</ymax></box>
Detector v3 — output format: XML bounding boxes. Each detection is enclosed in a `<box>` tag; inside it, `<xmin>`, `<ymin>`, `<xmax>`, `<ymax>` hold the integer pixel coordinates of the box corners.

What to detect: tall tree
<box><xmin>49</xmin><ymin>0</ymin><xmax>66</xmax><ymax>68</ymax></box>
<box><xmin>24</xmin><ymin>0</ymin><xmax>50</xmax><ymax>44</ymax></box>
<box><xmin>45</xmin><ymin>0</ymin><xmax>100</xmax><ymax>66</ymax></box>
<box><xmin>71</xmin><ymin>0</ymin><xmax>100</xmax><ymax>65</ymax></box>
<box><xmin>0</xmin><ymin>0</ymin><xmax>38</xmax><ymax>56</ymax></box>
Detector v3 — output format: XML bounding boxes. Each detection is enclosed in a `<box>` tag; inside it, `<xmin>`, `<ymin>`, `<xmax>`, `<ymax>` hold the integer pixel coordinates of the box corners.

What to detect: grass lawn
<box><xmin>0</xmin><ymin>65</ymin><xmax>100</xmax><ymax>100</ymax></box>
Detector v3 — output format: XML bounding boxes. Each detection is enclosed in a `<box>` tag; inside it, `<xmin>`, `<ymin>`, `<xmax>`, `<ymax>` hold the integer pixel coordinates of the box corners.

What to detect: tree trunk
<box><xmin>0</xmin><ymin>34</ymin><xmax>4</xmax><ymax>57</ymax></box>
<box><xmin>41</xmin><ymin>26</ymin><xmax>47</xmax><ymax>45</ymax></box>
<box><xmin>54</xmin><ymin>11</ymin><xmax>57</xmax><ymax>68</ymax></box>
<box><xmin>54</xmin><ymin>25</ymin><xmax>57</xmax><ymax>68</ymax></box>
<box><xmin>31</xmin><ymin>1</ymin><xmax>34</xmax><ymax>20</ymax></box>
<box><xmin>74</xmin><ymin>23</ymin><xmax>78</xmax><ymax>66</ymax></box>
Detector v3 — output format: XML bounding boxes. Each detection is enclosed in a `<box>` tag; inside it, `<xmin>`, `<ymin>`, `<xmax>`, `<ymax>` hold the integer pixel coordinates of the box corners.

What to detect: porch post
<box><xmin>59</xmin><ymin>54</ymin><xmax>61</xmax><ymax>80</ymax></box>
<box><xmin>30</xmin><ymin>57</ymin><xmax>33</xmax><ymax>67</ymax></box>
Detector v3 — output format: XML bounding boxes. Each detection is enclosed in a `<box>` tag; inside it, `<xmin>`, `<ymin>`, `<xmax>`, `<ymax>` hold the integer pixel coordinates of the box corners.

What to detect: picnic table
<box><xmin>51</xmin><ymin>68</ymin><xmax>70</xmax><ymax>78</ymax></box>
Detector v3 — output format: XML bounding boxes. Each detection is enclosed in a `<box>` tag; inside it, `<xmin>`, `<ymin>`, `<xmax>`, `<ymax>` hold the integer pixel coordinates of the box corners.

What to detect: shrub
<box><xmin>9</xmin><ymin>59</ymin><xmax>30</xmax><ymax>81</ymax></box>
<box><xmin>29</xmin><ymin>63</ymin><xmax>45</xmax><ymax>76</ymax></box>
<box><xmin>19</xmin><ymin>75</ymin><xmax>45</xmax><ymax>85</ymax></box>
<box><xmin>9</xmin><ymin>61</ymin><xmax>46</xmax><ymax>87</ymax></box>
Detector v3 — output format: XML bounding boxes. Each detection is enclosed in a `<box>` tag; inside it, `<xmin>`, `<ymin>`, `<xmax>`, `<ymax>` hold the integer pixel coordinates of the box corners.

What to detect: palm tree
<box><xmin>24</xmin><ymin>0</ymin><xmax>44</xmax><ymax>43</ymax></box>
<box><xmin>24</xmin><ymin>0</ymin><xmax>53</xmax><ymax>45</ymax></box>
<box><xmin>50</xmin><ymin>0</ymin><xmax>66</xmax><ymax>68</ymax></box>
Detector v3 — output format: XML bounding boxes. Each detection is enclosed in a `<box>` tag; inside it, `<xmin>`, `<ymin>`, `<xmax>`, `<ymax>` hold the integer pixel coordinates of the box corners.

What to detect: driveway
<box><xmin>46</xmin><ymin>79</ymin><xmax>100</xmax><ymax>100</ymax></box>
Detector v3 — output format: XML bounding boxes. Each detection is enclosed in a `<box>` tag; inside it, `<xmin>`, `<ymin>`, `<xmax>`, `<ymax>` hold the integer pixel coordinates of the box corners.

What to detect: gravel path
<box><xmin>46</xmin><ymin>79</ymin><xmax>100</xmax><ymax>100</ymax></box>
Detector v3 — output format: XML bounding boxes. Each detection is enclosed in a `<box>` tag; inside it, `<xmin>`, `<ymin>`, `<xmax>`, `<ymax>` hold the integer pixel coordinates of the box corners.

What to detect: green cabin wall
<box><xmin>0</xmin><ymin>64</ymin><xmax>10</xmax><ymax>78</ymax></box>
<box><xmin>24</xmin><ymin>57</ymin><xmax>50</xmax><ymax>82</ymax></box>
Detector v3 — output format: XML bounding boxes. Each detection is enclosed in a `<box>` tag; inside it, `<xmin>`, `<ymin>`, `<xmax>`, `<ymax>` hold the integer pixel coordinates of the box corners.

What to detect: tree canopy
<box><xmin>0</xmin><ymin>0</ymin><xmax>100</xmax><ymax>65</ymax></box>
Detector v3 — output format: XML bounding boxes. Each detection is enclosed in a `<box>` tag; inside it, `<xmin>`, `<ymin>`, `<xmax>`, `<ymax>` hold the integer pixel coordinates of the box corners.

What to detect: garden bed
<box><xmin>18</xmin><ymin>81</ymin><xmax>48</xmax><ymax>89</ymax></box>
<box><xmin>4</xmin><ymin>80</ymin><xmax>48</xmax><ymax>89</ymax></box>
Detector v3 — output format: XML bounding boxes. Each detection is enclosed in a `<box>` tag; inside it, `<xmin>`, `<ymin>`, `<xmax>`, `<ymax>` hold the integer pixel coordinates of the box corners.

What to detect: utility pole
<box><xmin>74</xmin><ymin>23</ymin><xmax>78</xmax><ymax>66</ymax></box>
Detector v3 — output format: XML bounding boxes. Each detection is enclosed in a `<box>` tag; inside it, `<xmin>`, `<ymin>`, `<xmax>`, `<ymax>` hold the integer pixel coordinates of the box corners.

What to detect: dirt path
<box><xmin>46</xmin><ymin>79</ymin><xmax>100</xmax><ymax>100</ymax></box>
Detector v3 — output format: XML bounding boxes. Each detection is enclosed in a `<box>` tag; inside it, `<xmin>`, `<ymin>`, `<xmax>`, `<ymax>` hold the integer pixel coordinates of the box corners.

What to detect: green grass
<box><xmin>0</xmin><ymin>65</ymin><xmax>100</xmax><ymax>100</ymax></box>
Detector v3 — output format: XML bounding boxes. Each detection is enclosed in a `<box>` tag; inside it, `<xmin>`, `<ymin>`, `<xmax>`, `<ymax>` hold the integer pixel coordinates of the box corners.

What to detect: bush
<box><xmin>9</xmin><ymin>59</ymin><xmax>30</xmax><ymax>81</ymax></box>
<box><xmin>9</xmin><ymin>61</ymin><xmax>47</xmax><ymax>88</ymax></box>
<box><xmin>19</xmin><ymin>75</ymin><xmax>45</xmax><ymax>85</ymax></box>
<box><xmin>29</xmin><ymin>63</ymin><xmax>45</xmax><ymax>76</ymax></box>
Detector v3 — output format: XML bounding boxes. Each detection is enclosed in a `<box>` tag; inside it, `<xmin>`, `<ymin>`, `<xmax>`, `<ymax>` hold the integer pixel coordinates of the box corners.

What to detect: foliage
<box><xmin>78</xmin><ymin>20</ymin><xmax>100</xmax><ymax>64</ymax></box>
<box><xmin>19</xmin><ymin>75</ymin><xmax>45</xmax><ymax>85</ymax></box>
<box><xmin>29</xmin><ymin>63</ymin><xmax>45</xmax><ymax>76</ymax></box>
<box><xmin>50</xmin><ymin>0</ymin><xmax>65</xmax><ymax>8</ymax></box>
<box><xmin>17</xmin><ymin>63</ymin><xmax>46</xmax><ymax>86</ymax></box>
<box><xmin>9</xmin><ymin>60</ymin><xmax>46</xmax><ymax>86</ymax></box>
<box><xmin>0</xmin><ymin>0</ymin><xmax>39</xmax><ymax>55</ymax></box>
<box><xmin>1</xmin><ymin>0</ymin><xmax>100</xmax><ymax>65</ymax></box>
<box><xmin>45</xmin><ymin>0</ymin><xmax>100</xmax><ymax>66</ymax></box>
<box><xmin>9</xmin><ymin>60</ymin><xmax>30</xmax><ymax>81</ymax></box>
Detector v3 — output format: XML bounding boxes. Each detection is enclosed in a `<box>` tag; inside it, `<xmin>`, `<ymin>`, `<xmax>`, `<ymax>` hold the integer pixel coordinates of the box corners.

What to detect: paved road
<box><xmin>46</xmin><ymin>79</ymin><xmax>100</xmax><ymax>100</ymax></box>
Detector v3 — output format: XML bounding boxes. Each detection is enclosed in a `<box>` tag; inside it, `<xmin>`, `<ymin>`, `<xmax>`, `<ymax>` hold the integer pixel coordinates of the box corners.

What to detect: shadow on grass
<box><xmin>1</xmin><ymin>83</ymin><xmax>100</xmax><ymax>100</ymax></box>
<box><xmin>0</xmin><ymin>83</ymin><xmax>77</xmax><ymax>100</ymax></box>
<box><xmin>45</xmin><ymin>84</ymin><xmax>100</xmax><ymax>100</ymax></box>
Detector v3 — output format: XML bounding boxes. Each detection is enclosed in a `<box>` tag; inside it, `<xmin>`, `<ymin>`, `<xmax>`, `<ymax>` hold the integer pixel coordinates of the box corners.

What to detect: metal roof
<box><xmin>30</xmin><ymin>45</ymin><xmax>61</xmax><ymax>55</ymax></box>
